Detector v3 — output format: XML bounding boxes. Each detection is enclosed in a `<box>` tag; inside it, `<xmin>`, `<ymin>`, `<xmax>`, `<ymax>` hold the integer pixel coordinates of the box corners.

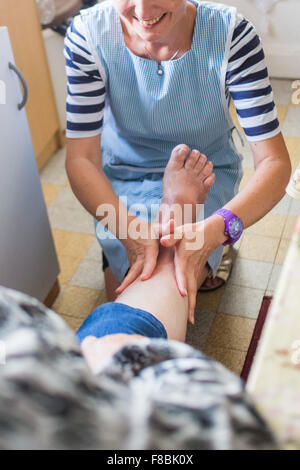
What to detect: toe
<box><xmin>195</xmin><ymin>153</ymin><xmax>207</xmax><ymax>174</ymax></box>
<box><xmin>168</xmin><ymin>144</ymin><xmax>190</xmax><ymax>170</ymax></box>
<box><xmin>203</xmin><ymin>172</ymin><xmax>215</xmax><ymax>191</ymax></box>
<box><xmin>185</xmin><ymin>149</ymin><xmax>201</xmax><ymax>170</ymax></box>
<box><xmin>202</xmin><ymin>160</ymin><xmax>214</xmax><ymax>179</ymax></box>
<box><xmin>212</xmin><ymin>277</ymin><xmax>223</xmax><ymax>287</ymax></box>
<box><xmin>203</xmin><ymin>277</ymin><xmax>213</xmax><ymax>287</ymax></box>
<box><xmin>202</xmin><ymin>275</ymin><xmax>223</xmax><ymax>289</ymax></box>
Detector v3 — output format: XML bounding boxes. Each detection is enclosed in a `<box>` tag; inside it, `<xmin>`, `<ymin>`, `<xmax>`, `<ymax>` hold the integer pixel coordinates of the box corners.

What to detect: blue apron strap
<box><xmin>231</xmin><ymin>125</ymin><xmax>245</xmax><ymax>148</ymax></box>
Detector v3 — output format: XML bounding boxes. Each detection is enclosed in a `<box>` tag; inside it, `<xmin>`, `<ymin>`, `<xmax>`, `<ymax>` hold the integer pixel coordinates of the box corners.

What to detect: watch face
<box><xmin>228</xmin><ymin>218</ymin><xmax>243</xmax><ymax>238</ymax></box>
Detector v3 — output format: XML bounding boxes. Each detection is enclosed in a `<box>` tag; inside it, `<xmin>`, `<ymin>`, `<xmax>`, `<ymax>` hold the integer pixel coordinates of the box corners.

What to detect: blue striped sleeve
<box><xmin>226</xmin><ymin>14</ymin><xmax>281</xmax><ymax>142</ymax></box>
<box><xmin>64</xmin><ymin>15</ymin><xmax>106</xmax><ymax>138</ymax></box>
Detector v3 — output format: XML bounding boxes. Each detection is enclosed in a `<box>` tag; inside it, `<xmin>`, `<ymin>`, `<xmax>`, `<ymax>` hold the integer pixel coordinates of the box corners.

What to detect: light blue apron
<box><xmin>81</xmin><ymin>0</ymin><xmax>245</xmax><ymax>282</ymax></box>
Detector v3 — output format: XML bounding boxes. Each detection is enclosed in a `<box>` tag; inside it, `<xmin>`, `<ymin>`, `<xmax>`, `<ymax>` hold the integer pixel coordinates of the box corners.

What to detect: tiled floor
<box><xmin>41</xmin><ymin>78</ymin><xmax>300</xmax><ymax>376</ymax></box>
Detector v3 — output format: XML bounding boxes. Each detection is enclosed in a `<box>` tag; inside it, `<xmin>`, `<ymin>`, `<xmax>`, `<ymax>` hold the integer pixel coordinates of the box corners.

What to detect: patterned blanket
<box><xmin>0</xmin><ymin>286</ymin><xmax>277</xmax><ymax>449</ymax></box>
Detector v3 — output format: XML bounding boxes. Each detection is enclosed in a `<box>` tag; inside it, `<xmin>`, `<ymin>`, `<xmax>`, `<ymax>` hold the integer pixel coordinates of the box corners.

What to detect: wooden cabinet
<box><xmin>0</xmin><ymin>0</ymin><xmax>64</xmax><ymax>170</ymax></box>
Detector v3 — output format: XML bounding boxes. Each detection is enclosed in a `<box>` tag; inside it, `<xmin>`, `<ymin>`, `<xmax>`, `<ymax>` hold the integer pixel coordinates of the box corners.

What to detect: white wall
<box><xmin>211</xmin><ymin>0</ymin><xmax>300</xmax><ymax>79</ymax></box>
<box><xmin>43</xmin><ymin>28</ymin><xmax>67</xmax><ymax>131</ymax></box>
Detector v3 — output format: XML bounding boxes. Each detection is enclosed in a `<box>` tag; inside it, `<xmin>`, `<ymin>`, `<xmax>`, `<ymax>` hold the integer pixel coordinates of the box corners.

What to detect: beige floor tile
<box><xmin>85</xmin><ymin>240</ymin><xmax>102</xmax><ymax>262</ymax></box>
<box><xmin>245</xmin><ymin>213</ymin><xmax>287</xmax><ymax>238</ymax></box>
<box><xmin>285</xmin><ymin>137</ymin><xmax>300</xmax><ymax>171</ymax></box>
<box><xmin>186</xmin><ymin>310</ymin><xmax>216</xmax><ymax>352</ymax></box>
<box><xmin>276</xmin><ymin>105</ymin><xmax>288</xmax><ymax>126</ymax></box>
<box><xmin>218</xmin><ymin>284</ymin><xmax>265</xmax><ymax>319</ymax></box>
<box><xmin>196</xmin><ymin>285</ymin><xmax>226</xmax><ymax>313</ymax></box>
<box><xmin>57</xmin><ymin>255</ymin><xmax>82</xmax><ymax>284</ymax></box>
<box><xmin>48</xmin><ymin>205</ymin><xmax>95</xmax><ymax>234</ymax></box>
<box><xmin>227</xmin><ymin>258</ymin><xmax>273</xmax><ymax>290</ymax></box>
<box><xmin>238</xmin><ymin>234</ymin><xmax>279</xmax><ymax>263</ymax></box>
<box><xmin>203</xmin><ymin>345</ymin><xmax>247</xmax><ymax>376</ymax></box>
<box><xmin>282</xmin><ymin>105</ymin><xmax>300</xmax><ymax>138</ymax></box>
<box><xmin>59</xmin><ymin>314</ymin><xmax>85</xmax><ymax>332</ymax></box>
<box><xmin>267</xmin><ymin>264</ymin><xmax>282</xmax><ymax>292</ymax></box>
<box><xmin>205</xmin><ymin>313</ymin><xmax>255</xmax><ymax>351</ymax></box>
<box><xmin>289</xmin><ymin>198</ymin><xmax>300</xmax><ymax>217</ymax></box>
<box><xmin>233</xmin><ymin>233</ymin><xmax>243</xmax><ymax>250</ymax></box>
<box><xmin>270</xmin><ymin>79</ymin><xmax>294</xmax><ymax>106</ymax></box>
<box><xmin>270</xmin><ymin>194</ymin><xmax>291</xmax><ymax>215</ymax></box>
<box><xmin>49</xmin><ymin>186</ymin><xmax>85</xmax><ymax>210</ymax></box>
<box><xmin>47</xmin><ymin>186</ymin><xmax>95</xmax><ymax>234</ymax></box>
<box><xmin>282</xmin><ymin>215</ymin><xmax>298</xmax><ymax>239</ymax></box>
<box><xmin>70</xmin><ymin>257</ymin><xmax>105</xmax><ymax>290</ymax></box>
<box><xmin>238</xmin><ymin>168</ymin><xmax>254</xmax><ymax>191</ymax></box>
<box><xmin>265</xmin><ymin>289</ymin><xmax>274</xmax><ymax>297</ymax></box>
<box><xmin>52</xmin><ymin>230</ymin><xmax>94</xmax><ymax>259</ymax></box>
<box><xmin>40</xmin><ymin>147</ymin><xmax>68</xmax><ymax>185</ymax></box>
<box><xmin>51</xmin><ymin>229</ymin><xmax>69</xmax><ymax>255</ymax></box>
<box><xmin>274</xmin><ymin>238</ymin><xmax>290</xmax><ymax>265</ymax></box>
<box><xmin>52</xmin><ymin>285</ymin><xmax>107</xmax><ymax>318</ymax></box>
<box><xmin>41</xmin><ymin>184</ymin><xmax>62</xmax><ymax>207</ymax></box>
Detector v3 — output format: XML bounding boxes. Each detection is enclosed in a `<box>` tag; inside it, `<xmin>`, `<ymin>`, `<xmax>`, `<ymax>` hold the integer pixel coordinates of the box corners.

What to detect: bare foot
<box><xmin>161</xmin><ymin>144</ymin><xmax>215</xmax><ymax>224</ymax></box>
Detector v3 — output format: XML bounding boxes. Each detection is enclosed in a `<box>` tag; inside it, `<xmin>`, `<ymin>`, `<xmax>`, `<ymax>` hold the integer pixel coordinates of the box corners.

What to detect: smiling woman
<box><xmin>64</xmin><ymin>0</ymin><xmax>290</xmax><ymax>319</ymax></box>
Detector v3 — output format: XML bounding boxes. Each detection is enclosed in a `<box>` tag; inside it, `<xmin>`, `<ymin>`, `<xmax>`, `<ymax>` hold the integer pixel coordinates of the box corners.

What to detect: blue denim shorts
<box><xmin>76</xmin><ymin>302</ymin><xmax>168</xmax><ymax>343</ymax></box>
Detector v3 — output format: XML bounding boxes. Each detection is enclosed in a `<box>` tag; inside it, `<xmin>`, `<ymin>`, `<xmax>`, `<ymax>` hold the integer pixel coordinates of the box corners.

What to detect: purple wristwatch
<box><xmin>212</xmin><ymin>208</ymin><xmax>244</xmax><ymax>246</ymax></box>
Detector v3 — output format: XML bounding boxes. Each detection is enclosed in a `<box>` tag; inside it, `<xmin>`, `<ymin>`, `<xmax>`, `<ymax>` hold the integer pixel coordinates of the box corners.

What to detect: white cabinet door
<box><xmin>0</xmin><ymin>26</ymin><xmax>60</xmax><ymax>301</ymax></box>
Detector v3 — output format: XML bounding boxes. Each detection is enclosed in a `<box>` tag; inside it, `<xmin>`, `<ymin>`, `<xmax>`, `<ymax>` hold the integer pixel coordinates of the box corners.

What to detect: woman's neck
<box><xmin>122</xmin><ymin>2</ymin><xmax>197</xmax><ymax>62</ymax></box>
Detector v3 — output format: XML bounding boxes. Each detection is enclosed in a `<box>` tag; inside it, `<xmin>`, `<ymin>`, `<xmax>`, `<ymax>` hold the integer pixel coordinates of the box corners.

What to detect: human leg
<box><xmin>80</xmin><ymin>145</ymin><xmax>215</xmax><ymax>371</ymax></box>
<box><xmin>101</xmin><ymin>144</ymin><xmax>215</xmax><ymax>299</ymax></box>
<box><xmin>81</xmin><ymin>145</ymin><xmax>214</xmax><ymax>343</ymax></box>
<box><xmin>104</xmin><ymin>267</ymin><xmax>119</xmax><ymax>302</ymax></box>
<box><xmin>115</xmin><ymin>245</ymin><xmax>209</xmax><ymax>341</ymax></box>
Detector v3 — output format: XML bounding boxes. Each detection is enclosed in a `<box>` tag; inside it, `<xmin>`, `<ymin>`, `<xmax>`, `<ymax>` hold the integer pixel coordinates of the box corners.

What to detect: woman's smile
<box><xmin>133</xmin><ymin>12</ymin><xmax>167</xmax><ymax>29</ymax></box>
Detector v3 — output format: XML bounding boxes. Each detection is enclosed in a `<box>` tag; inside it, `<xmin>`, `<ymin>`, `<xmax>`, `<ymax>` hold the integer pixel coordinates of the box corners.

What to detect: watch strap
<box><xmin>212</xmin><ymin>208</ymin><xmax>244</xmax><ymax>246</ymax></box>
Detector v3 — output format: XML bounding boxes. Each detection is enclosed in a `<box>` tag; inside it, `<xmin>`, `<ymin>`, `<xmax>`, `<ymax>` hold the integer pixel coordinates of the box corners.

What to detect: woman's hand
<box><xmin>160</xmin><ymin>216</ymin><xmax>226</xmax><ymax>324</ymax></box>
<box><xmin>115</xmin><ymin>218</ymin><xmax>175</xmax><ymax>295</ymax></box>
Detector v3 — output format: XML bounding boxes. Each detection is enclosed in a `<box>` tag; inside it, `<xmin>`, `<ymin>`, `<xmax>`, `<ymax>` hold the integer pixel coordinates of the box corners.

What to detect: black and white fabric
<box><xmin>0</xmin><ymin>286</ymin><xmax>277</xmax><ymax>450</ymax></box>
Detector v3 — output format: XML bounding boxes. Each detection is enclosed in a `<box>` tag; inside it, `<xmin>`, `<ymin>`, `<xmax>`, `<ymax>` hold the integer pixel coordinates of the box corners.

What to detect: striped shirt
<box><xmin>64</xmin><ymin>12</ymin><xmax>280</xmax><ymax>142</ymax></box>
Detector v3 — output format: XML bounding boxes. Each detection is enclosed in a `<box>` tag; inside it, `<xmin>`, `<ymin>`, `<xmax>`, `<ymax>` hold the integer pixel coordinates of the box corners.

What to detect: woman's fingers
<box><xmin>160</xmin><ymin>226</ymin><xmax>183</xmax><ymax>247</ymax></box>
<box><xmin>115</xmin><ymin>260</ymin><xmax>143</xmax><ymax>294</ymax></box>
<box><xmin>160</xmin><ymin>236</ymin><xmax>178</xmax><ymax>248</ymax></box>
<box><xmin>174</xmin><ymin>250</ymin><xmax>188</xmax><ymax>297</ymax></box>
<box><xmin>153</xmin><ymin>218</ymin><xmax>176</xmax><ymax>239</ymax></box>
<box><xmin>187</xmin><ymin>262</ymin><xmax>207</xmax><ymax>324</ymax></box>
<box><xmin>187</xmin><ymin>273</ymin><xmax>197</xmax><ymax>325</ymax></box>
<box><xmin>140</xmin><ymin>244</ymin><xmax>159</xmax><ymax>281</ymax></box>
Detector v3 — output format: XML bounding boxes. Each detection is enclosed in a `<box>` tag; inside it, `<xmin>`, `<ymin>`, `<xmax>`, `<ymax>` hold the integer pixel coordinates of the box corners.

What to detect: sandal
<box><xmin>198</xmin><ymin>245</ymin><xmax>234</xmax><ymax>293</ymax></box>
